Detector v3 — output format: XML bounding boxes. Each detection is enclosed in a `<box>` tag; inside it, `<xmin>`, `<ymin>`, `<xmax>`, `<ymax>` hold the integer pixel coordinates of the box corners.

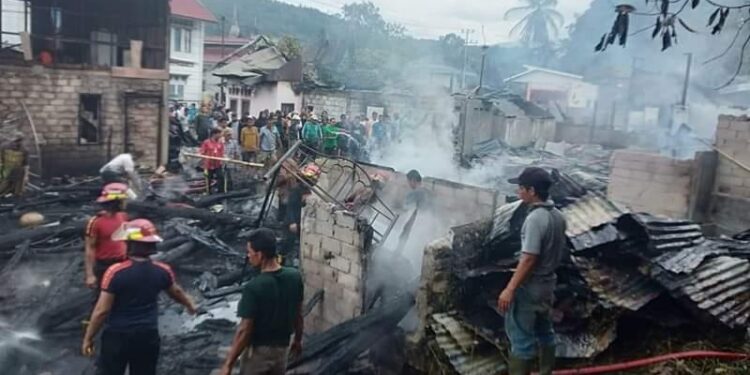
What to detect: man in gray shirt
<box><xmin>498</xmin><ymin>167</ymin><xmax>567</xmax><ymax>375</ymax></box>
<box><xmin>258</xmin><ymin>120</ymin><xmax>279</xmax><ymax>166</ymax></box>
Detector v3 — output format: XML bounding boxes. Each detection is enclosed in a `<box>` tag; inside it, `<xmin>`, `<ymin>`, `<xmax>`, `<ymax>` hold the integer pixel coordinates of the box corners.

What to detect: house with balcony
<box><xmin>0</xmin><ymin>0</ymin><xmax>170</xmax><ymax>176</ymax></box>
<box><xmin>169</xmin><ymin>0</ymin><xmax>216</xmax><ymax>105</ymax></box>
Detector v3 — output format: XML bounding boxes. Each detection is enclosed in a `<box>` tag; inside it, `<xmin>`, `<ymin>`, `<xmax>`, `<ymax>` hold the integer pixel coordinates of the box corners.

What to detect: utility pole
<box><xmin>478</xmin><ymin>45</ymin><xmax>489</xmax><ymax>89</ymax></box>
<box><xmin>220</xmin><ymin>16</ymin><xmax>226</xmax><ymax>109</ymax></box>
<box><xmin>681</xmin><ymin>53</ymin><xmax>693</xmax><ymax>107</ymax></box>
<box><xmin>460</xmin><ymin>29</ymin><xmax>474</xmax><ymax>90</ymax></box>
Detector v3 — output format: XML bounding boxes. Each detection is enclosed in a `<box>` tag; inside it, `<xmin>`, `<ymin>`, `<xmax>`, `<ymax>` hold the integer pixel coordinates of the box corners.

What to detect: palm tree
<box><xmin>505</xmin><ymin>0</ymin><xmax>565</xmax><ymax>47</ymax></box>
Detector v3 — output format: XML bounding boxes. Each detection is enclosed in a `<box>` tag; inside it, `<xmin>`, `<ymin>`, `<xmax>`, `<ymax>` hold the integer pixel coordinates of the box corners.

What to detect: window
<box><xmin>169</xmin><ymin>75</ymin><xmax>188</xmax><ymax>100</ymax></box>
<box><xmin>241</xmin><ymin>100</ymin><xmax>251</xmax><ymax>116</ymax></box>
<box><xmin>281</xmin><ymin>103</ymin><xmax>295</xmax><ymax>115</ymax></box>
<box><xmin>78</xmin><ymin>94</ymin><xmax>101</xmax><ymax>144</ymax></box>
<box><xmin>229</xmin><ymin>99</ymin><xmax>238</xmax><ymax>114</ymax></box>
<box><xmin>171</xmin><ymin>22</ymin><xmax>192</xmax><ymax>53</ymax></box>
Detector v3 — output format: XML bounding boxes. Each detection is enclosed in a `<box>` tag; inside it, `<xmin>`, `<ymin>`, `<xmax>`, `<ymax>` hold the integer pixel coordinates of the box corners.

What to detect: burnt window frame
<box><xmin>78</xmin><ymin>93</ymin><xmax>102</xmax><ymax>145</ymax></box>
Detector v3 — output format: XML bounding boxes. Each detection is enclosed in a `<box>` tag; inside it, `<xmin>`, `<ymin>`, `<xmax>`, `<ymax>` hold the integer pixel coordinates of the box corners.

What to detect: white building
<box><xmin>504</xmin><ymin>65</ymin><xmax>599</xmax><ymax>125</ymax></box>
<box><xmin>169</xmin><ymin>0</ymin><xmax>216</xmax><ymax>105</ymax></box>
<box><xmin>208</xmin><ymin>36</ymin><xmax>303</xmax><ymax>117</ymax></box>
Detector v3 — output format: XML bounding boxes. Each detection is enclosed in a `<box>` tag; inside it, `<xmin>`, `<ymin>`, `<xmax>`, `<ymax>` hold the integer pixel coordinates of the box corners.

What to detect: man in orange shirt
<box><xmin>200</xmin><ymin>128</ymin><xmax>226</xmax><ymax>194</ymax></box>
<box><xmin>85</xmin><ymin>183</ymin><xmax>130</xmax><ymax>290</ymax></box>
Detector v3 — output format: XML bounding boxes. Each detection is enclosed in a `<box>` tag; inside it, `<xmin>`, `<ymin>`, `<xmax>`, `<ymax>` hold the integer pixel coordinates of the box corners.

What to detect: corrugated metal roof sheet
<box><xmin>573</xmin><ymin>256</ymin><xmax>662</xmax><ymax>311</ymax></box>
<box><xmin>430</xmin><ymin>313</ymin><xmax>506</xmax><ymax>375</ymax></box>
<box><xmin>651</xmin><ymin>240</ymin><xmax>728</xmax><ymax>274</ymax></box>
<box><xmin>632</xmin><ymin>214</ymin><xmax>704</xmax><ymax>254</ymax></box>
<box><xmin>563</xmin><ymin>194</ymin><xmax>626</xmax><ymax>237</ymax></box>
<box><xmin>650</xmin><ymin>256</ymin><xmax>750</xmax><ymax>328</ymax></box>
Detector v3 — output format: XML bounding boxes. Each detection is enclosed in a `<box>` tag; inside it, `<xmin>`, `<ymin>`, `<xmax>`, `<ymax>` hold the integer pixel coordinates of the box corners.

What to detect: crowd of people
<box><xmin>169</xmin><ymin>102</ymin><xmax>410</xmax><ymax>193</ymax></box>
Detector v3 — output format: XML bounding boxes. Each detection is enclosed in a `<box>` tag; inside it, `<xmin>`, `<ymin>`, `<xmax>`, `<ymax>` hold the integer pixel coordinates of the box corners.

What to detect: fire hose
<box><xmin>545</xmin><ymin>351</ymin><xmax>749</xmax><ymax>375</ymax></box>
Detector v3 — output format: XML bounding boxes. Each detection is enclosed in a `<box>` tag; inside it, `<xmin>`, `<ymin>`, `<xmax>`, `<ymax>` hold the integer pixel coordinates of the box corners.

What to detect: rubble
<box><xmin>418</xmin><ymin>173</ymin><xmax>750</xmax><ymax>372</ymax></box>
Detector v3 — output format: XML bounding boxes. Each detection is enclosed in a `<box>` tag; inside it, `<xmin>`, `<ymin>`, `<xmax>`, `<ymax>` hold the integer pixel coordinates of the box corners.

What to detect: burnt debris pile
<box><xmin>423</xmin><ymin>173</ymin><xmax>750</xmax><ymax>373</ymax></box>
<box><xmin>0</xmin><ymin>175</ymin><xmax>269</xmax><ymax>375</ymax></box>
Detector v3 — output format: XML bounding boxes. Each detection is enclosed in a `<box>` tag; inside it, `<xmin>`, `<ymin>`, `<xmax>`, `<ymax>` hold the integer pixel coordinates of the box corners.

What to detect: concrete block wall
<box><xmin>300</xmin><ymin>196</ymin><xmax>368</xmax><ymax>333</ymax></box>
<box><xmin>608</xmin><ymin>150</ymin><xmax>693</xmax><ymax>218</ymax></box>
<box><xmin>0</xmin><ymin>65</ymin><xmax>165</xmax><ymax>176</ymax></box>
<box><xmin>714</xmin><ymin>115</ymin><xmax>750</xmax><ymax>197</ymax></box>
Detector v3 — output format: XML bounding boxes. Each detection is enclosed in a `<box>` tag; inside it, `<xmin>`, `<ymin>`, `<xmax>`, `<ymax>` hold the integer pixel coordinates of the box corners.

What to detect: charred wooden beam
<box><xmin>193</xmin><ymin>188</ymin><xmax>257</xmax><ymax>208</ymax></box>
<box><xmin>126</xmin><ymin>201</ymin><xmax>254</xmax><ymax>226</ymax></box>
<box><xmin>0</xmin><ymin>220</ymin><xmax>86</xmax><ymax>251</ymax></box>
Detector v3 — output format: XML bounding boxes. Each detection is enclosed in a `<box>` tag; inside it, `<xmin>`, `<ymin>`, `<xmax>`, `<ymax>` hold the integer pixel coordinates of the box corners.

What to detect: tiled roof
<box><xmin>171</xmin><ymin>0</ymin><xmax>217</xmax><ymax>22</ymax></box>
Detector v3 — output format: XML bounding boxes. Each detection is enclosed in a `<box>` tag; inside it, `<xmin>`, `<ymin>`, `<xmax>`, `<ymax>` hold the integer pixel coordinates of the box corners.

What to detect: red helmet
<box><xmin>112</xmin><ymin>219</ymin><xmax>163</xmax><ymax>243</ymax></box>
<box><xmin>300</xmin><ymin>163</ymin><xmax>322</xmax><ymax>184</ymax></box>
<box><xmin>96</xmin><ymin>183</ymin><xmax>130</xmax><ymax>203</ymax></box>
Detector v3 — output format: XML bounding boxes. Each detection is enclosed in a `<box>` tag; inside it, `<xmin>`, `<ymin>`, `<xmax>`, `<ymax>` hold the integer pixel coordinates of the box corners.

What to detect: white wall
<box><xmin>2</xmin><ymin>0</ymin><xmax>28</xmax><ymax>46</ymax></box>
<box><xmin>249</xmin><ymin>83</ymin><xmax>278</xmax><ymax>117</ymax></box>
<box><xmin>276</xmin><ymin>81</ymin><xmax>302</xmax><ymax>113</ymax></box>
<box><xmin>168</xmin><ymin>17</ymin><xmax>205</xmax><ymax>104</ymax></box>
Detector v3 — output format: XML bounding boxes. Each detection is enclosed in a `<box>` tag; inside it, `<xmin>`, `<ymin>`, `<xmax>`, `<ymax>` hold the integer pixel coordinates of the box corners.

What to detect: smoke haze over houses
<box><xmin>276</xmin><ymin>0</ymin><xmax>594</xmax><ymax>43</ymax></box>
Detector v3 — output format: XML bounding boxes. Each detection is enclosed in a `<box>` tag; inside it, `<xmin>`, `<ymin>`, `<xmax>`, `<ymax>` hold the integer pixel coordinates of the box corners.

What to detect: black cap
<box><xmin>507</xmin><ymin>167</ymin><xmax>552</xmax><ymax>191</ymax></box>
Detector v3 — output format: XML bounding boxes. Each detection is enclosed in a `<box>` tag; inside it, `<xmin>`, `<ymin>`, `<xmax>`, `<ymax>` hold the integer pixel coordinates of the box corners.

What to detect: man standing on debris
<box><xmin>195</xmin><ymin>104</ymin><xmax>213</xmax><ymax>142</ymax></box>
<box><xmin>219</xmin><ymin>228</ymin><xmax>304</xmax><ymax>375</ymax></box>
<box><xmin>0</xmin><ymin>133</ymin><xmax>29</xmax><ymax>197</ymax></box>
<box><xmin>84</xmin><ymin>183</ymin><xmax>129</xmax><ymax>290</ymax></box>
<box><xmin>82</xmin><ymin>219</ymin><xmax>197</xmax><ymax>375</ymax></box>
<box><xmin>498</xmin><ymin>167</ymin><xmax>567</xmax><ymax>375</ymax></box>
<box><xmin>201</xmin><ymin>128</ymin><xmax>227</xmax><ymax>193</ymax></box>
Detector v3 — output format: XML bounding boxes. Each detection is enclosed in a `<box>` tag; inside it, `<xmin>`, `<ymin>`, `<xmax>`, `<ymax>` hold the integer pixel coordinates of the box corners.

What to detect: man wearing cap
<box><xmin>219</xmin><ymin>228</ymin><xmax>304</xmax><ymax>375</ymax></box>
<box><xmin>82</xmin><ymin>218</ymin><xmax>197</xmax><ymax>375</ymax></box>
<box><xmin>84</xmin><ymin>183</ymin><xmax>131</xmax><ymax>290</ymax></box>
<box><xmin>498</xmin><ymin>167</ymin><xmax>567</xmax><ymax>375</ymax></box>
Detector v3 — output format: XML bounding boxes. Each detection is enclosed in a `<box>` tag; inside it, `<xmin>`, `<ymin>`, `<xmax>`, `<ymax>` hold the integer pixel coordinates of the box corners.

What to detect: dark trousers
<box><xmin>205</xmin><ymin>168</ymin><xmax>227</xmax><ymax>194</ymax></box>
<box><xmin>97</xmin><ymin>329</ymin><xmax>160</xmax><ymax>375</ymax></box>
<box><xmin>92</xmin><ymin>258</ymin><xmax>124</xmax><ymax>306</ymax></box>
<box><xmin>100</xmin><ymin>170</ymin><xmax>124</xmax><ymax>184</ymax></box>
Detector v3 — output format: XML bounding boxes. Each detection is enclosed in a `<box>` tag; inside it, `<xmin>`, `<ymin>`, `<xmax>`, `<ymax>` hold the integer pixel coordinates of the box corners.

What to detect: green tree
<box><xmin>439</xmin><ymin>33</ymin><xmax>466</xmax><ymax>67</ymax></box>
<box><xmin>504</xmin><ymin>0</ymin><xmax>565</xmax><ymax>48</ymax></box>
<box><xmin>277</xmin><ymin>35</ymin><xmax>302</xmax><ymax>59</ymax></box>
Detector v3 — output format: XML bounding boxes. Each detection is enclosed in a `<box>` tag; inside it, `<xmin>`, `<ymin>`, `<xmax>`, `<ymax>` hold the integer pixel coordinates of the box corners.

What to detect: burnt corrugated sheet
<box><xmin>632</xmin><ymin>214</ymin><xmax>704</xmax><ymax>254</ymax></box>
<box><xmin>429</xmin><ymin>313</ymin><xmax>506</xmax><ymax>375</ymax></box>
<box><xmin>561</xmin><ymin>194</ymin><xmax>627</xmax><ymax>251</ymax></box>
<box><xmin>650</xmin><ymin>256</ymin><xmax>750</xmax><ymax>328</ymax></box>
<box><xmin>651</xmin><ymin>240</ymin><xmax>728</xmax><ymax>274</ymax></box>
<box><xmin>573</xmin><ymin>256</ymin><xmax>662</xmax><ymax>311</ymax></box>
<box><xmin>555</xmin><ymin>321</ymin><xmax>618</xmax><ymax>359</ymax></box>
<box><xmin>563</xmin><ymin>194</ymin><xmax>626</xmax><ymax>237</ymax></box>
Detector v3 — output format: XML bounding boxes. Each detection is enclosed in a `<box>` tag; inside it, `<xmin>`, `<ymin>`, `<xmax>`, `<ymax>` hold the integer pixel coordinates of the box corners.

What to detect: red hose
<box><xmin>547</xmin><ymin>351</ymin><xmax>749</xmax><ymax>375</ymax></box>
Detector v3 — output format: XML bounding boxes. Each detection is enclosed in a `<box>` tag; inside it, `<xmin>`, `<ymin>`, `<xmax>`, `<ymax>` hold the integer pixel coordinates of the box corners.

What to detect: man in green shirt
<box><xmin>219</xmin><ymin>228</ymin><xmax>304</xmax><ymax>375</ymax></box>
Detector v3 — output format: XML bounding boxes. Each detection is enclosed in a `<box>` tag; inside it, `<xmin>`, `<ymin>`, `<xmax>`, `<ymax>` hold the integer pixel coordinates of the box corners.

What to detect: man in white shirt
<box><xmin>100</xmin><ymin>153</ymin><xmax>142</xmax><ymax>194</ymax></box>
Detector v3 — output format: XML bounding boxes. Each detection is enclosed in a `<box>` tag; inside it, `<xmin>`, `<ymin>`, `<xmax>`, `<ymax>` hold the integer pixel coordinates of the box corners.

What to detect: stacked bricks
<box><xmin>0</xmin><ymin>65</ymin><xmax>164</xmax><ymax>176</ymax></box>
<box><xmin>608</xmin><ymin>150</ymin><xmax>693</xmax><ymax>219</ymax></box>
<box><xmin>300</xmin><ymin>196</ymin><xmax>367</xmax><ymax>333</ymax></box>
<box><xmin>714</xmin><ymin>115</ymin><xmax>750</xmax><ymax>198</ymax></box>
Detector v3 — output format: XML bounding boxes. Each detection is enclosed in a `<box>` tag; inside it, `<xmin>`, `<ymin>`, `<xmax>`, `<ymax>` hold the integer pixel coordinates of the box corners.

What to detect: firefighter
<box><xmin>0</xmin><ymin>133</ymin><xmax>29</xmax><ymax>197</ymax></box>
<box><xmin>82</xmin><ymin>219</ymin><xmax>197</xmax><ymax>375</ymax></box>
<box><xmin>84</xmin><ymin>183</ymin><xmax>130</xmax><ymax>290</ymax></box>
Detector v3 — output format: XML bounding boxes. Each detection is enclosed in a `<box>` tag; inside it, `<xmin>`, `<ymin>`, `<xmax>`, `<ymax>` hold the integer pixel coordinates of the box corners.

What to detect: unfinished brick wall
<box><xmin>714</xmin><ymin>115</ymin><xmax>750</xmax><ymax>197</ymax></box>
<box><xmin>710</xmin><ymin>115</ymin><xmax>750</xmax><ymax>233</ymax></box>
<box><xmin>608</xmin><ymin>150</ymin><xmax>693</xmax><ymax>218</ymax></box>
<box><xmin>300</xmin><ymin>196</ymin><xmax>368</xmax><ymax>333</ymax></box>
<box><xmin>0</xmin><ymin>65</ymin><xmax>165</xmax><ymax>176</ymax></box>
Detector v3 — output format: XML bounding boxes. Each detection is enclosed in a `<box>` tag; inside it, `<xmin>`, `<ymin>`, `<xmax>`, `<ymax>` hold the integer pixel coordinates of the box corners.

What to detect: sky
<box><xmin>278</xmin><ymin>0</ymin><xmax>595</xmax><ymax>44</ymax></box>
